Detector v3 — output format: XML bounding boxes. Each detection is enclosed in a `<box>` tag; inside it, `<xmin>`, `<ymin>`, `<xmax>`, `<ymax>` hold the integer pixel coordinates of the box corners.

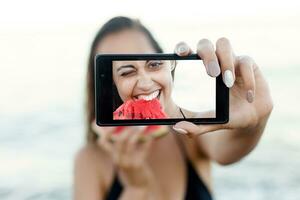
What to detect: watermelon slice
<box><xmin>110</xmin><ymin>98</ymin><xmax>168</xmax><ymax>142</ymax></box>
<box><xmin>113</xmin><ymin>98</ymin><xmax>167</xmax><ymax>119</ymax></box>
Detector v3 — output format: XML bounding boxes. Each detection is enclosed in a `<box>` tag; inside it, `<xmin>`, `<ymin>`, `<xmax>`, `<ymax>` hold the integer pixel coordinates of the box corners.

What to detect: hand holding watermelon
<box><xmin>91</xmin><ymin>122</ymin><xmax>160</xmax><ymax>188</ymax></box>
<box><xmin>90</xmin><ymin>98</ymin><xmax>170</xmax><ymax>187</ymax></box>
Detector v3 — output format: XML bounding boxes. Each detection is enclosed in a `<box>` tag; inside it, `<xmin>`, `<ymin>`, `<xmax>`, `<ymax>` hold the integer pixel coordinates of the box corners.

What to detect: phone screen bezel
<box><xmin>95</xmin><ymin>54</ymin><xmax>229</xmax><ymax>126</ymax></box>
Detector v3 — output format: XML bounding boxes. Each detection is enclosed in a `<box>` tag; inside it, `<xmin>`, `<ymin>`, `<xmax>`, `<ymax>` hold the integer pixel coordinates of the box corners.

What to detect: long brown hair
<box><xmin>85</xmin><ymin>16</ymin><xmax>167</xmax><ymax>142</ymax></box>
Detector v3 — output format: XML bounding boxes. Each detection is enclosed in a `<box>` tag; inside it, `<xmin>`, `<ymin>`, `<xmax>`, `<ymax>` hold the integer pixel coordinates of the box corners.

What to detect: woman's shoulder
<box><xmin>74</xmin><ymin>142</ymin><xmax>113</xmax><ymax>172</ymax></box>
<box><xmin>74</xmin><ymin>142</ymin><xmax>114</xmax><ymax>183</ymax></box>
<box><xmin>74</xmin><ymin>143</ymin><xmax>114</xmax><ymax>199</ymax></box>
<box><xmin>75</xmin><ymin>142</ymin><xmax>101</xmax><ymax>164</ymax></box>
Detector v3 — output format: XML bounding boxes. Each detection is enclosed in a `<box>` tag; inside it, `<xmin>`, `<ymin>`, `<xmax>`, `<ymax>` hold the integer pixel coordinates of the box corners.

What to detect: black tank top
<box><xmin>105</xmin><ymin>108</ymin><xmax>213</xmax><ymax>200</ymax></box>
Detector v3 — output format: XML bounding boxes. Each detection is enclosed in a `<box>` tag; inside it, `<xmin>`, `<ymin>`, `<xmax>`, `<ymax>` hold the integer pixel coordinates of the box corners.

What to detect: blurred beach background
<box><xmin>0</xmin><ymin>0</ymin><xmax>300</xmax><ymax>199</ymax></box>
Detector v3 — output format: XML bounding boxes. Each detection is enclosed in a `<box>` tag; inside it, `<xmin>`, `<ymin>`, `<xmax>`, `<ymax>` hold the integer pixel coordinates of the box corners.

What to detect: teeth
<box><xmin>137</xmin><ymin>90</ymin><xmax>159</xmax><ymax>101</ymax></box>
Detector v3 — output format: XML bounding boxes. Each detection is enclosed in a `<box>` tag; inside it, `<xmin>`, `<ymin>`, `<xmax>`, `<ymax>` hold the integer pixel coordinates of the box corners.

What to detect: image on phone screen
<box><xmin>112</xmin><ymin>59</ymin><xmax>215</xmax><ymax>120</ymax></box>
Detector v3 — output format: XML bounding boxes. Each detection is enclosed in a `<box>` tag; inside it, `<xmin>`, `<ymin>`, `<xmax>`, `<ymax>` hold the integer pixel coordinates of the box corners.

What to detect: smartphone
<box><xmin>95</xmin><ymin>54</ymin><xmax>229</xmax><ymax>126</ymax></box>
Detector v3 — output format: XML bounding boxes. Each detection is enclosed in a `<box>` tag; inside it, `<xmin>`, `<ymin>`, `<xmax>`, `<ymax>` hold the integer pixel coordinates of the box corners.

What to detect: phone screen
<box><xmin>112</xmin><ymin>59</ymin><xmax>216</xmax><ymax>120</ymax></box>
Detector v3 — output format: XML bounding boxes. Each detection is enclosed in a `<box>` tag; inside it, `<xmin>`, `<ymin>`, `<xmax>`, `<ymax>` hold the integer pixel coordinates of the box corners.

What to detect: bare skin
<box><xmin>75</xmin><ymin>131</ymin><xmax>211</xmax><ymax>200</ymax></box>
<box><xmin>74</xmin><ymin>30</ymin><xmax>273</xmax><ymax>200</ymax></box>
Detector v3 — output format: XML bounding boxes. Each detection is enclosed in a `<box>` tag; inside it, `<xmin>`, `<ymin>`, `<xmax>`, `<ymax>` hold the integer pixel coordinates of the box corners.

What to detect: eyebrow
<box><xmin>116</xmin><ymin>65</ymin><xmax>134</xmax><ymax>72</ymax></box>
<box><xmin>116</xmin><ymin>60</ymin><xmax>151</xmax><ymax>72</ymax></box>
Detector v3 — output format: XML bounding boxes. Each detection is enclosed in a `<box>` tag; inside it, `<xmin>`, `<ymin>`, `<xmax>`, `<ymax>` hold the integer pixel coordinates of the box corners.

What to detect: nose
<box><xmin>136</xmin><ymin>73</ymin><xmax>153</xmax><ymax>91</ymax></box>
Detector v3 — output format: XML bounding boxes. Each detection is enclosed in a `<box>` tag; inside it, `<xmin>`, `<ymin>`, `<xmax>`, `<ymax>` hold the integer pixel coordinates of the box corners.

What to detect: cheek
<box><xmin>155</xmin><ymin>70</ymin><xmax>173</xmax><ymax>93</ymax></box>
<box><xmin>116</xmin><ymin>79</ymin><xmax>135</xmax><ymax>101</ymax></box>
<box><xmin>165</xmin><ymin>74</ymin><xmax>174</xmax><ymax>95</ymax></box>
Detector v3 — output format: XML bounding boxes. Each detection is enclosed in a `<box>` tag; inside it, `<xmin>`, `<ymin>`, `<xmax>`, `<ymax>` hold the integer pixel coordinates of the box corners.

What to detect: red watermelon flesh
<box><xmin>113</xmin><ymin>98</ymin><xmax>167</xmax><ymax>120</ymax></box>
<box><xmin>112</xmin><ymin>99</ymin><xmax>168</xmax><ymax>139</ymax></box>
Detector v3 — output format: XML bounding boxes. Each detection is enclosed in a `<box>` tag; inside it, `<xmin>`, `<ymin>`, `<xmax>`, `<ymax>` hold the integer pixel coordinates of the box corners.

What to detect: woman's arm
<box><xmin>178</xmin><ymin>108</ymin><xmax>271</xmax><ymax>164</ymax></box>
<box><xmin>197</xmin><ymin>111</ymin><xmax>271</xmax><ymax>165</ymax></box>
<box><xmin>172</xmin><ymin>38</ymin><xmax>273</xmax><ymax>164</ymax></box>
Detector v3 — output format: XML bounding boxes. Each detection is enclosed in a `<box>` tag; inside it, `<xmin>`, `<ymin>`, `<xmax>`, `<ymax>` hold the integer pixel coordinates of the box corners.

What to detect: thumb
<box><xmin>173</xmin><ymin>121</ymin><xmax>224</xmax><ymax>136</ymax></box>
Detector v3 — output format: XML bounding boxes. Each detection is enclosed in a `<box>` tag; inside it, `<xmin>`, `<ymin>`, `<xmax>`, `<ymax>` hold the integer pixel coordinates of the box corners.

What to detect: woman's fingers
<box><xmin>216</xmin><ymin>37</ymin><xmax>236</xmax><ymax>88</ymax></box>
<box><xmin>92</xmin><ymin>124</ymin><xmax>153</xmax><ymax>168</ymax></box>
<box><xmin>143</xmin><ymin>136</ymin><xmax>153</xmax><ymax>151</ymax></box>
<box><xmin>138</xmin><ymin>135</ymin><xmax>154</xmax><ymax>158</ymax></box>
<box><xmin>94</xmin><ymin>128</ymin><xmax>114</xmax><ymax>153</ymax></box>
<box><xmin>126</xmin><ymin>132</ymin><xmax>142</xmax><ymax>153</ymax></box>
<box><xmin>236</xmin><ymin>56</ymin><xmax>256</xmax><ymax>103</ymax></box>
<box><xmin>175</xmin><ymin>40</ymin><xmax>221</xmax><ymax>77</ymax></box>
<box><xmin>91</xmin><ymin>119</ymin><xmax>115</xmax><ymax>135</ymax></box>
<box><xmin>113</xmin><ymin>128</ymin><xmax>133</xmax><ymax>165</ymax></box>
<box><xmin>97</xmin><ymin>130</ymin><xmax>114</xmax><ymax>153</ymax></box>
<box><xmin>91</xmin><ymin>120</ymin><xmax>115</xmax><ymax>153</ymax></box>
<box><xmin>196</xmin><ymin>39</ymin><xmax>221</xmax><ymax>77</ymax></box>
<box><xmin>115</xmin><ymin>128</ymin><xmax>132</xmax><ymax>154</ymax></box>
<box><xmin>173</xmin><ymin>121</ymin><xmax>224</xmax><ymax>136</ymax></box>
<box><xmin>174</xmin><ymin>41</ymin><xmax>193</xmax><ymax>56</ymax></box>
<box><xmin>114</xmin><ymin>127</ymin><xmax>146</xmax><ymax>160</ymax></box>
<box><xmin>123</xmin><ymin>126</ymin><xmax>146</xmax><ymax>153</ymax></box>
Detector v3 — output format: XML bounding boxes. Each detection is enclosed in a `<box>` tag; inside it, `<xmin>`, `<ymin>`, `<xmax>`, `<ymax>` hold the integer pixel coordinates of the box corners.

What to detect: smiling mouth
<box><xmin>134</xmin><ymin>90</ymin><xmax>161</xmax><ymax>101</ymax></box>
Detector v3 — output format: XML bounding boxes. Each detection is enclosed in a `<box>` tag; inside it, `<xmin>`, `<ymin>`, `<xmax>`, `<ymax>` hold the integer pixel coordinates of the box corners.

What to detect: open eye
<box><xmin>148</xmin><ymin>61</ymin><xmax>163</xmax><ymax>69</ymax></box>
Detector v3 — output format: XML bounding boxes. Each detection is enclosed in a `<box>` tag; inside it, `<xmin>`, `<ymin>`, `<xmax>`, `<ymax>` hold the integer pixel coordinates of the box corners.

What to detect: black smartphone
<box><xmin>95</xmin><ymin>54</ymin><xmax>229</xmax><ymax>126</ymax></box>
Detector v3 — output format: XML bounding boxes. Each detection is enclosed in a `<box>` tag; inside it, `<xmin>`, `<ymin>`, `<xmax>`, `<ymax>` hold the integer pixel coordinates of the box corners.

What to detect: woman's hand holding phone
<box><xmin>173</xmin><ymin>38</ymin><xmax>273</xmax><ymax>136</ymax></box>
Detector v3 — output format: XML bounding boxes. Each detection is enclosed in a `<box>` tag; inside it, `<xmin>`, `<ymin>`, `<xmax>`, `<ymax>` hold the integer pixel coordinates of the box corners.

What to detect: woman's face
<box><xmin>96</xmin><ymin>29</ymin><xmax>174</xmax><ymax>112</ymax></box>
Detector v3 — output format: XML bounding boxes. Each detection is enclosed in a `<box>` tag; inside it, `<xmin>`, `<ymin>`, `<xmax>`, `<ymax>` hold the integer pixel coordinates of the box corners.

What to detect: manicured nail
<box><xmin>172</xmin><ymin>126</ymin><xmax>188</xmax><ymax>134</ymax></box>
<box><xmin>224</xmin><ymin>70</ymin><xmax>234</xmax><ymax>88</ymax></box>
<box><xmin>207</xmin><ymin>61</ymin><xmax>221</xmax><ymax>77</ymax></box>
<box><xmin>178</xmin><ymin>44</ymin><xmax>188</xmax><ymax>54</ymax></box>
<box><xmin>247</xmin><ymin>90</ymin><xmax>254</xmax><ymax>103</ymax></box>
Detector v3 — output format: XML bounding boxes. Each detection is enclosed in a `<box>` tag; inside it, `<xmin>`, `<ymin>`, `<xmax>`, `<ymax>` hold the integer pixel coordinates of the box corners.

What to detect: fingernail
<box><xmin>247</xmin><ymin>90</ymin><xmax>254</xmax><ymax>103</ymax></box>
<box><xmin>224</xmin><ymin>70</ymin><xmax>234</xmax><ymax>88</ymax></box>
<box><xmin>178</xmin><ymin>44</ymin><xmax>188</xmax><ymax>54</ymax></box>
<box><xmin>172</xmin><ymin>126</ymin><xmax>188</xmax><ymax>134</ymax></box>
<box><xmin>207</xmin><ymin>61</ymin><xmax>221</xmax><ymax>77</ymax></box>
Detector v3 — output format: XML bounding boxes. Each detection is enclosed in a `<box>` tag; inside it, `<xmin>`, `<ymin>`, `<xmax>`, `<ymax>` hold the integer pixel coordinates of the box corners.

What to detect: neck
<box><xmin>163</xmin><ymin>99</ymin><xmax>182</xmax><ymax>118</ymax></box>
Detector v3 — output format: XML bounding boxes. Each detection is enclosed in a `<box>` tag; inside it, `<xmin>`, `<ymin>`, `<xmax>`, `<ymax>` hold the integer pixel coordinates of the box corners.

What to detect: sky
<box><xmin>0</xmin><ymin>0</ymin><xmax>300</xmax><ymax>114</ymax></box>
<box><xmin>0</xmin><ymin>0</ymin><xmax>300</xmax><ymax>26</ymax></box>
